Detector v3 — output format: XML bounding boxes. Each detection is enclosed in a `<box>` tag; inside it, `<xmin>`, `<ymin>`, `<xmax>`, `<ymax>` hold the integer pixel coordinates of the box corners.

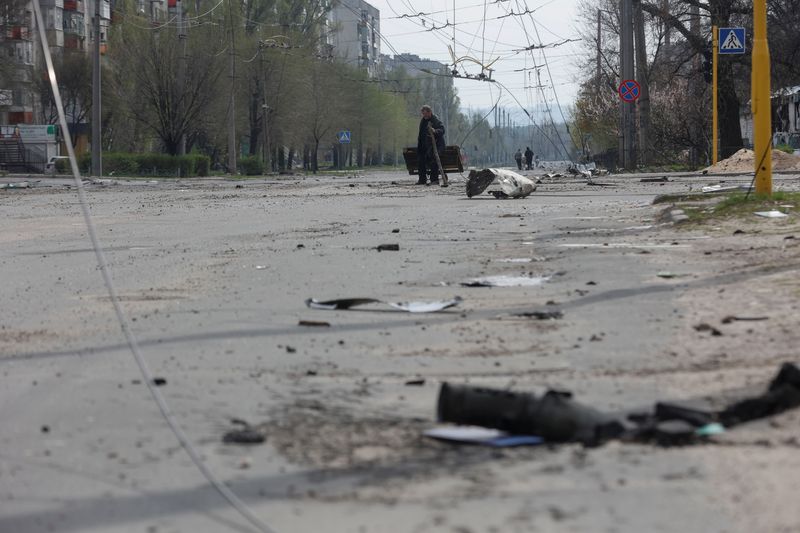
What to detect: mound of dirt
<box><xmin>704</xmin><ymin>148</ymin><xmax>800</xmax><ymax>173</ymax></box>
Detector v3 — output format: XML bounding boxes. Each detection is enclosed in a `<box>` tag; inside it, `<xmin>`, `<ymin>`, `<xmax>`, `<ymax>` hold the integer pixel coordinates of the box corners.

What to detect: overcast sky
<box><xmin>369</xmin><ymin>0</ymin><xmax>584</xmax><ymax>121</ymax></box>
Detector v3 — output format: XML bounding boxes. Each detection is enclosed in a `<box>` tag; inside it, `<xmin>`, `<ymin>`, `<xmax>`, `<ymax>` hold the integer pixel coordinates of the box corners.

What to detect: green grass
<box><xmin>713</xmin><ymin>191</ymin><xmax>799</xmax><ymax>216</ymax></box>
<box><xmin>652</xmin><ymin>192</ymin><xmax>709</xmax><ymax>204</ymax></box>
<box><xmin>668</xmin><ymin>191</ymin><xmax>800</xmax><ymax>225</ymax></box>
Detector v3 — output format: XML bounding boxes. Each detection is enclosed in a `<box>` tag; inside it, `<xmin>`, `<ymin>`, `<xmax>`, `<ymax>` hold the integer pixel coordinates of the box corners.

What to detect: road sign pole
<box><xmin>712</xmin><ymin>26</ymin><xmax>718</xmax><ymax>165</ymax></box>
<box><xmin>752</xmin><ymin>0</ymin><xmax>771</xmax><ymax>195</ymax></box>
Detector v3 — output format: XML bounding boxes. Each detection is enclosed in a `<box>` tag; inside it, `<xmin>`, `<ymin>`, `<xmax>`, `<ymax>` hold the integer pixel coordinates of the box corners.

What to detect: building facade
<box><xmin>0</xmin><ymin>0</ymin><xmax>117</xmax><ymax>126</ymax></box>
<box><xmin>325</xmin><ymin>0</ymin><xmax>380</xmax><ymax>77</ymax></box>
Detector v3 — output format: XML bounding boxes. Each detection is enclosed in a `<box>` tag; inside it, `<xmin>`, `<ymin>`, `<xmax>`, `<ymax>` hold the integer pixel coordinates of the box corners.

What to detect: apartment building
<box><xmin>325</xmin><ymin>0</ymin><xmax>380</xmax><ymax>78</ymax></box>
<box><xmin>0</xmin><ymin>0</ymin><xmax>114</xmax><ymax>126</ymax></box>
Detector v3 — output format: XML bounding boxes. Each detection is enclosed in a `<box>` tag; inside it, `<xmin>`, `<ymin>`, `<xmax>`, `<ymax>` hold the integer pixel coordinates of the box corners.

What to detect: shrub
<box><xmin>239</xmin><ymin>156</ymin><xmax>263</xmax><ymax>175</ymax></box>
<box><xmin>68</xmin><ymin>153</ymin><xmax>212</xmax><ymax>177</ymax></box>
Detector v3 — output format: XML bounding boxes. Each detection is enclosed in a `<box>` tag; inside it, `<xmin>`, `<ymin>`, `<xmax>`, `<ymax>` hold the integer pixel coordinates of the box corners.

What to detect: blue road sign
<box><xmin>337</xmin><ymin>130</ymin><xmax>351</xmax><ymax>144</ymax></box>
<box><xmin>719</xmin><ymin>27</ymin><xmax>745</xmax><ymax>55</ymax></box>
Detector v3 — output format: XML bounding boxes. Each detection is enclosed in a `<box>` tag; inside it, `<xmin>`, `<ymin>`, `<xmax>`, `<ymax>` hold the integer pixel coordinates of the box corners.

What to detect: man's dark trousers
<box><xmin>418</xmin><ymin>149</ymin><xmax>440</xmax><ymax>184</ymax></box>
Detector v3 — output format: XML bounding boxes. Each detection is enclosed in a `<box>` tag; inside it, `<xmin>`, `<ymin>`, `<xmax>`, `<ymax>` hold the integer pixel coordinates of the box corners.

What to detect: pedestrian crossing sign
<box><xmin>337</xmin><ymin>130</ymin><xmax>351</xmax><ymax>144</ymax></box>
<box><xmin>719</xmin><ymin>27</ymin><xmax>745</xmax><ymax>55</ymax></box>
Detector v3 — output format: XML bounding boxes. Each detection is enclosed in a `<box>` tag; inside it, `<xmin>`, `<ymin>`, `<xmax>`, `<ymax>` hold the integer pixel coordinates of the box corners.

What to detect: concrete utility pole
<box><xmin>227</xmin><ymin>0</ymin><xmax>236</xmax><ymax>175</ymax></box>
<box><xmin>619</xmin><ymin>0</ymin><xmax>635</xmax><ymax>170</ymax></box>
<box><xmin>91</xmin><ymin>0</ymin><xmax>101</xmax><ymax>177</ymax></box>
<box><xmin>633</xmin><ymin>0</ymin><xmax>650</xmax><ymax>165</ymax></box>
<box><xmin>177</xmin><ymin>0</ymin><xmax>187</xmax><ymax>156</ymax></box>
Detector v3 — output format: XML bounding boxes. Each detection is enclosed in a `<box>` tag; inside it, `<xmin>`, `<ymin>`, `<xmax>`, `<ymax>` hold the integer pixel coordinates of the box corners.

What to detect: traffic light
<box><xmin>702</xmin><ymin>47</ymin><xmax>713</xmax><ymax>84</ymax></box>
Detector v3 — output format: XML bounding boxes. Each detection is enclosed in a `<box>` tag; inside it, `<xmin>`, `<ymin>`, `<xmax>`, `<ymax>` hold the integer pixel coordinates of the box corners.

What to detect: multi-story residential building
<box><xmin>325</xmin><ymin>0</ymin><xmax>380</xmax><ymax>78</ymax></box>
<box><xmin>381</xmin><ymin>53</ymin><xmax>454</xmax><ymax>131</ymax></box>
<box><xmin>0</xmin><ymin>0</ymin><xmax>114</xmax><ymax>127</ymax></box>
<box><xmin>381</xmin><ymin>53</ymin><xmax>450</xmax><ymax>80</ymax></box>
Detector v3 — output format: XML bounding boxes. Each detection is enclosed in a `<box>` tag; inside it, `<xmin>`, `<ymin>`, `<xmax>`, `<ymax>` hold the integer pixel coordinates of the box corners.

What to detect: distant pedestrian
<box><xmin>524</xmin><ymin>147</ymin><xmax>533</xmax><ymax>170</ymax></box>
<box><xmin>416</xmin><ymin>105</ymin><xmax>445</xmax><ymax>186</ymax></box>
<box><xmin>534</xmin><ymin>154</ymin><xmax>540</xmax><ymax>168</ymax></box>
<box><xmin>514</xmin><ymin>149</ymin><xmax>523</xmax><ymax>170</ymax></box>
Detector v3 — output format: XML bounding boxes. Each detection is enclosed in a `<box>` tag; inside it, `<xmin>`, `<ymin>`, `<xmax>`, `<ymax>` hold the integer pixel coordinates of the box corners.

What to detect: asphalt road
<box><xmin>2</xmin><ymin>168</ymin><xmax>799</xmax><ymax>533</ymax></box>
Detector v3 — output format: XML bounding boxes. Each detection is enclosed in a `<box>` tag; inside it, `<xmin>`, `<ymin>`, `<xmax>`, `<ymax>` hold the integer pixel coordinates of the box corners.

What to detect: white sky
<box><xmin>369</xmin><ymin>0</ymin><xmax>584</xmax><ymax>121</ymax></box>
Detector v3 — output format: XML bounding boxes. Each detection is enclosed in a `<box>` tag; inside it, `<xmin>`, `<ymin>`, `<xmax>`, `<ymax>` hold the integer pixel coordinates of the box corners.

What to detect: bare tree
<box><xmin>106</xmin><ymin>11</ymin><xmax>225</xmax><ymax>155</ymax></box>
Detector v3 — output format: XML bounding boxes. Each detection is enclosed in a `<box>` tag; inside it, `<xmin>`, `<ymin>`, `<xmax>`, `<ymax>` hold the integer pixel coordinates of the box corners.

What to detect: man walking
<box><xmin>417</xmin><ymin>105</ymin><xmax>445</xmax><ymax>185</ymax></box>
<box><xmin>514</xmin><ymin>149</ymin><xmax>523</xmax><ymax>170</ymax></box>
<box><xmin>524</xmin><ymin>147</ymin><xmax>534</xmax><ymax>170</ymax></box>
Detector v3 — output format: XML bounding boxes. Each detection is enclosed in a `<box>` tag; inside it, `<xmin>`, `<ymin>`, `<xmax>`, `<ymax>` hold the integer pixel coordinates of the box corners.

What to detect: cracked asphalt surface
<box><xmin>2</xmin><ymin>169</ymin><xmax>800</xmax><ymax>533</ymax></box>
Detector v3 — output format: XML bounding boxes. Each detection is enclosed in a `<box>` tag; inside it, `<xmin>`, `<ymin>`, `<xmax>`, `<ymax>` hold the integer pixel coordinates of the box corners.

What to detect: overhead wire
<box><xmin>500</xmin><ymin>0</ymin><xmax>576</xmax><ymax>161</ymax></box>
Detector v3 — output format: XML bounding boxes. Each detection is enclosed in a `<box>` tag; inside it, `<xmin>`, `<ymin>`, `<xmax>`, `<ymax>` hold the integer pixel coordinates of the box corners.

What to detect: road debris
<box><xmin>567</xmin><ymin>162</ymin><xmax>597</xmax><ymax>178</ymax></box>
<box><xmin>298</xmin><ymin>320</ymin><xmax>331</xmax><ymax>327</ymax></box>
<box><xmin>656</xmin><ymin>272</ymin><xmax>689</xmax><ymax>279</ymax></box>
<box><xmin>376</xmin><ymin>243</ymin><xmax>400</xmax><ymax>251</ymax></box>
<box><xmin>466</xmin><ymin>168</ymin><xmax>537</xmax><ymax>199</ymax></box>
<box><xmin>432</xmin><ymin>362</ymin><xmax>800</xmax><ymax>448</ymax></box>
<box><xmin>510</xmin><ymin>309</ymin><xmax>563</xmax><ymax>320</ymax></box>
<box><xmin>693</xmin><ymin>323</ymin><xmax>723</xmax><ymax>336</ymax></box>
<box><xmin>0</xmin><ymin>181</ymin><xmax>32</xmax><ymax>189</ymax></box>
<box><xmin>436</xmin><ymin>383</ymin><xmax>624</xmax><ymax>444</ymax></box>
<box><xmin>702</xmin><ymin>184</ymin><xmax>753</xmax><ymax>194</ymax></box>
<box><xmin>754</xmin><ymin>210</ymin><xmax>788</xmax><ymax>218</ymax></box>
<box><xmin>461</xmin><ymin>275</ymin><xmax>550</xmax><ymax>287</ymax></box>
<box><xmin>223</xmin><ymin>420</ymin><xmax>268</xmax><ymax>445</ymax></box>
<box><xmin>404</xmin><ymin>378</ymin><xmax>426</xmax><ymax>386</ymax></box>
<box><xmin>424</xmin><ymin>426</ymin><xmax>543</xmax><ymax>447</ymax></box>
<box><xmin>305</xmin><ymin>295</ymin><xmax>462</xmax><ymax>313</ymax></box>
<box><xmin>721</xmin><ymin>315</ymin><xmax>769</xmax><ymax>324</ymax></box>
<box><xmin>641</xmin><ymin>177</ymin><xmax>669</xmax><ymax>182</ymax></box>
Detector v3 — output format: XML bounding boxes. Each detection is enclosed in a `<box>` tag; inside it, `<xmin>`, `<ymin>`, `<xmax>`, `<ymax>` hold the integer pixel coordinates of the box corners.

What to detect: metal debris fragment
<box><xmin>305</xmin><ymin>296</ymin><xmax>462</xmax><ymax>313</ymax></box>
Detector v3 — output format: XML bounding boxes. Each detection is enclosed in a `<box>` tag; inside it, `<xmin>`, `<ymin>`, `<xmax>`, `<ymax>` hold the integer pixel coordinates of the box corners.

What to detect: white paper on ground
<box><xmin>754</xmin><ymin>210</ymin><xmax>788</xmax><ymax>218</ymax></box>
<box><xmin>424</xmin><ymin>426</ymin><xmax>543</xmax><ymax>447</ymax></box>
<box><xmin>461</xmin><ymin>275</ymin><xmax>550</xmax><ymax>287</ymax></box>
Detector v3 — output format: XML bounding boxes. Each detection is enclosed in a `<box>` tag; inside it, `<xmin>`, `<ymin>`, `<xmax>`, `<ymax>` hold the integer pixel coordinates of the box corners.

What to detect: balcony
<box><xmin>63</xmin><ymin>0</ymin><xmax>84</xmax><ymax>13</ymax></box>
<box><xmin>63</xmin><ymin>12</ymin><xmax>86</xmax><ymax>36</ymax></box>
<box><xmin>5</xmin><ymin>26</ymin><xmax>31</xmax><ymax>41</ymax></box>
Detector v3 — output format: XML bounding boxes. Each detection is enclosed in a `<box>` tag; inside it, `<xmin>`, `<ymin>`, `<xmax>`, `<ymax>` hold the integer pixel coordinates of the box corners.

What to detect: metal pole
<box><xmin>712</xmin><ymin>26</ymin><xmax>719</xmax><ymax>165</ymax></box>
<box><xmin>91</xmin><ymin>0</ymin><xmax>101</xmax><ymax>177</ymax></box>
<box><xmin>752</xmin><ymin>0</ymin><xmax>771</xmax><ymax>194</ymax></box>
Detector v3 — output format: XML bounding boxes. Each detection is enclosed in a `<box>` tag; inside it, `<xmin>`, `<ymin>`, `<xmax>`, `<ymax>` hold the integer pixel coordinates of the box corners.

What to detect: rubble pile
<box><xmin>704</xmin><ymin>148</ymin><xmax>800</xmax><ymax>173</ymax></box>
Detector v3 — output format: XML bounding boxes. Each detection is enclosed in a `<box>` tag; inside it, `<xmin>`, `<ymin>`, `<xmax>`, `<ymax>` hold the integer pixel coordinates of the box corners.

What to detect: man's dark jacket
<box><xmin>417</xmin><ymin>114</ymin><xmax>445</xmax><ymax>154</ymax></box>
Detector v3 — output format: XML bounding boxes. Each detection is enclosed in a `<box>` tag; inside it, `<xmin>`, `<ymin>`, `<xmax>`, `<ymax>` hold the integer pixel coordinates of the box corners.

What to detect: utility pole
<box><xmin>227</xmin><ymin>0</ymin><xmax>237</xmax><ymax>175</ymax></box>
<box><xmin>752</xmin><ymin>0</ymin><xmax>771</xmax><ymax>194</ymax></box>
<box><xmin>177</xmin><ymin>0</ymin><xmax>187</xmax><ymax>156</ymax></box>
<box><xmin>596</xmin><ymin>9</ymin><xmax>601</xmax><ymax>94</ymax></box>
<box><xmin>619</xmin><ymin>0</ymin><xmax>635</xmax><ymax>170</ymax></box>
<box><xmin>712</xmin><ymin>26</ymin><xmax>719</xmax><ymax>165</ymax></box>
<box><xmin>689</xmin><ymin>5</ymin><xmax>701</xmax><ymax>166</ymax></box>
<box><xmin>91</xmin><ymin>0</ymin><xmax>101</xmax><ymax>177</ymax></box>
<box><xmin>633</xmin><ymin>0</ymin><xmax>650</xmax><ymax>165</ymax></box>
